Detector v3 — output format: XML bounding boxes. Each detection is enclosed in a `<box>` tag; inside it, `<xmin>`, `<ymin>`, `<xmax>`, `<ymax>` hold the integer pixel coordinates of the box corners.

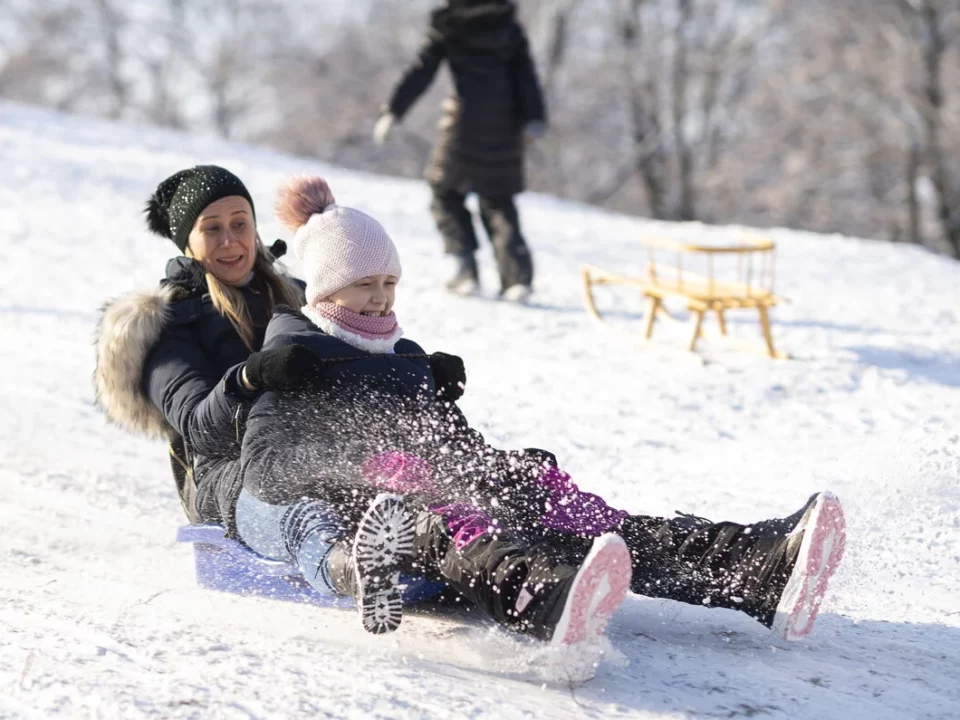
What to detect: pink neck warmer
<box><xmin>302</xmin><ymin>301</ymin><xmax>404</xmax><ymax>354</ymax></box>
<box><xmin>314</xmin><ymin>302</ymin><xmax>398</xmax><ymax>339</ymax></box>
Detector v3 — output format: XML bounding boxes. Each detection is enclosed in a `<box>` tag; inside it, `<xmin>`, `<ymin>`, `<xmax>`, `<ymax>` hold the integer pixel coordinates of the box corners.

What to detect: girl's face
<box><xmin>326</xmin><ymin>274</ymin><xmax>398</xmax><ymax>316</ymax></box>
<box><xmin>185</xmin><ymin>196</ymin><xmax>257</xmax><ymax>285</ymax></box>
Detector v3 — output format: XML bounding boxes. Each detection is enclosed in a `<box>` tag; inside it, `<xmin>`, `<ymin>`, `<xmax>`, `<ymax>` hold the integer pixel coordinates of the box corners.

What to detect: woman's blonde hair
<box><xmin>203</xmin><ymin>237</ymin><xmax>304</xmax><ymax>351</ymax></box>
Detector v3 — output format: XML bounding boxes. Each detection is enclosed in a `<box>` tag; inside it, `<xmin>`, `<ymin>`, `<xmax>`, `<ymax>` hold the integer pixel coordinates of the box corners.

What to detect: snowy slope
<box><xmin>1</xmin><ymin>101</ymin><xmax>959</xmax><ymax>719</ymax></box>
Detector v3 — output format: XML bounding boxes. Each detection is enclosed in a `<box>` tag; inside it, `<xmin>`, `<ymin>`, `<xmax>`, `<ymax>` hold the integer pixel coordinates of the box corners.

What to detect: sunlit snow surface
<box><xmin>1</xmin><ymin>102</ymin><xmax>958</xmax><ymax>719</ymax></box>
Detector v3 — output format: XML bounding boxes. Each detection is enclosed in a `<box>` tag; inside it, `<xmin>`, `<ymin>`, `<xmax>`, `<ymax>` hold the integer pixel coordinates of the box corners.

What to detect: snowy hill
<box><xmin>1</xmin><ymin>100</ymin><xmax>959</xmax><ymax>719</ymax></box>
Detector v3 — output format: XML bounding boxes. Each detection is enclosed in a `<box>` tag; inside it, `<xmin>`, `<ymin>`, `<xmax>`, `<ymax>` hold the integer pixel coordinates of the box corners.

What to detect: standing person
<box><xmin>93</xmin><ymin>166</ymin><xmax>420</xmax><ymax>633</ymax></box>
<box><xmin>373</xmin><ymin>0</ymin><xmax>546</xmax><ymax>301</ymax></box>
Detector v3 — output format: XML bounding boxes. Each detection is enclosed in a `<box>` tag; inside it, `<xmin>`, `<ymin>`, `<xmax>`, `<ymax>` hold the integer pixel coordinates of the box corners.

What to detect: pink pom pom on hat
<box><xmin>276</xmin><ymin>175</ymin><xmax>402</xmax><ymax>306</ymax></box>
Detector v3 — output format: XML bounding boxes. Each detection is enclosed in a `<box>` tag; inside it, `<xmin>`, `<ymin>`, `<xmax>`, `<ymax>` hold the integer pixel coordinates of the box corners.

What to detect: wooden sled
<box><xmin>582</xmin><ymin>232</ymin><xmax>787</xmax><ymax>358</ymax></box>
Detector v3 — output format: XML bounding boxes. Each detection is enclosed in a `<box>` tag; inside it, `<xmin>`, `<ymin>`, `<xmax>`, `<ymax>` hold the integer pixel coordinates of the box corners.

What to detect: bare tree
<box><xmin>898</xmin><ymin>0</ymin><xmax>960</xmax><ymax>256</ymax></box>
<box><xmin>4</xmin><ymin>0</ymin><xmax>960</xmax><ymax>258</ymax></box>
<box><xmin>0</xmin><ymin>4</ymin><xmax>90</xmax><ymax>108</ymax></box>
<box><xmin>92</xmin><ymin>0</ymin><xmax>128</xmax><ymax>120</ymax></box>
<box><xmin>588</xmin><ymin>0</ymin><xmax>783</xmax><ymax>222</ymax></box>
<box><xmin>771</xmin><ymin>0</ymin><xmax>960</xmax><ymax>252</ymax></box>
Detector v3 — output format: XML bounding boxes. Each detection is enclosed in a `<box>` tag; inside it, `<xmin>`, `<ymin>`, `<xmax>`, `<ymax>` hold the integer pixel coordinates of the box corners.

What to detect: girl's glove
<box><xmin>243</xmin><ymin>345</ymin><xmax>322</xmax><ymax>391</ymax></box>
<box><xmin>429</xmin><ymin>351</ymin><xmax>466</xmax><ymax>402</ymax></box>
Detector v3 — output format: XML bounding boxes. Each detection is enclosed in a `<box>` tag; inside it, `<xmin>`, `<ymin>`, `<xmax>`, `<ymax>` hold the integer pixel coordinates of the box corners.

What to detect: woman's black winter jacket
<box><xmin>94</xmin><ymin>256</ymin><xmax>303</xmax><ymax>531</ymax></box>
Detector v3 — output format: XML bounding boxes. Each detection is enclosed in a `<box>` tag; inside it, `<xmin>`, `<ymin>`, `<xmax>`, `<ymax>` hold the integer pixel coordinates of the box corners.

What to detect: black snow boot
<box><xmin>620</xmin><ymin>493</ymin><xmax>846</xmax><ymax>640</ymax></box>
<box><xmin>412</xmin><ymin>509</ymin><xmax>630</xmax><ymax>644</ymax></box>
<box><xmin>325</xmin><ymin>540</ymin><xmax>358</xmax><ymax>596</ymax></box>
<box><xmin>477</xmin><ymin>194</ymin><xmax>533</xmax><ymax>296</ymax></box>
<box><xmin>324</xmin><ymin>493</ymin><xmax>416</xmax><ymax>635</ymax></box>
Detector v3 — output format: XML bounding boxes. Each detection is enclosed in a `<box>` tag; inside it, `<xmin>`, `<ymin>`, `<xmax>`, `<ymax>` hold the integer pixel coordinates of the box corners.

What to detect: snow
<box><xmin>2</xmin><ymin>100</ymin><xmax>959</xmax><ymax>719</ymax></box>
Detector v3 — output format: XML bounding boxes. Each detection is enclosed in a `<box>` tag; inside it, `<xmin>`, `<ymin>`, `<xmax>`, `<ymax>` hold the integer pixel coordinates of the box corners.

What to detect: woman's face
<box><xmin>185</xmin><ymin>196</ymin><xmax>257</xmax><ymax>285</ymax></box>
<box><xmin>326</xmin><ymin>275</ymin><xmax>398</xmax><ymax>316</ymax></box>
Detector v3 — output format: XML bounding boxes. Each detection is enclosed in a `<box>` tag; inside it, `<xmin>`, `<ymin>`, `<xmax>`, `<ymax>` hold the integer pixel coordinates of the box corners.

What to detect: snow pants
<box><xmin>416</xmin><ymin>499</ymin><xmax>759</xmax><ymax>623</ymax></box>
<box><xmin>430</xmin><ymin>184</ymin><xmax>534</xmax><ymax>291</ymax></box>
<box><xmin>546</xmin><ymin>514</ymin><xmax>758</xmax><ymax>613</ymax></box>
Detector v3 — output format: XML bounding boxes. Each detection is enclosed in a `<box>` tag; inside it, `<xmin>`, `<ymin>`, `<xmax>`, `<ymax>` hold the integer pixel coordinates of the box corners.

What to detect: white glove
<box><xmin>373</xmin><ymin>114</ymin><xmax>396</xmax><ymax>146</ymax></box>
<box><xmin>523</xmin><ymin>120</ymin><xmax>547</xmax><ymax>145</ymax></box>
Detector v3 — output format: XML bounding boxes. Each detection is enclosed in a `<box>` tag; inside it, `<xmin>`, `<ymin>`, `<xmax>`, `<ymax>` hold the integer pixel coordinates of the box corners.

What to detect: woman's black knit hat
<box><xmin>145</xmin><ymin>165</ymin><xmax>255</xmax><ymax>252</ymax></box>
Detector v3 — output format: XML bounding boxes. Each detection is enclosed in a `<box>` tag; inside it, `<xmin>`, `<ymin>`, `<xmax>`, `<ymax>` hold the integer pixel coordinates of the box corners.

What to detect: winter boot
<box><xmin>764</xmin><ymin>493</ymin><xmax>846</xmax><ymax>640</ymax></box>
<box><xmin>477</xmin><ymin>193</ymin><xmax>534</xmax><ymax>297</ymax></box>
<box><xmin>665</xmin><ymin>493</ymin><xmax>846</xmax><ymax>640</ymax></box>
<box><xmin>445</xmin><ymin>252</ymin><xmax>480</xmax><ymax>296</ymax></box>
<box><xmin>346</xmin><ymin>493</ymin><xmax>417</xmax><ymax>634</ymax></box>
<box><xmin>539</xmin><ymin>533</ymin><xmax>632</xmax><ymax>647</ymax></box>
<box><xmin>414</xmin><ymin>507</ymin><xmax>630</xmax><ymax>645</ymax></box>
<box><xmin>501</xmin><ymin>283</ymin><xmax>532</xmax><ymax>304</ymax></box>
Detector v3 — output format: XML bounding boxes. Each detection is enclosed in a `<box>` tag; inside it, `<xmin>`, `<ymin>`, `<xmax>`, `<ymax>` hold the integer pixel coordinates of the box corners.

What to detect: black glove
<box><xmin>428</xmin><ymin>352</ymin><xmax>466</xmax><ymax>402</ymax></box>
<box><xmin>243</xmin><ymin>345</ymin><xmax>323</xmax><ymax>391</ymax></box>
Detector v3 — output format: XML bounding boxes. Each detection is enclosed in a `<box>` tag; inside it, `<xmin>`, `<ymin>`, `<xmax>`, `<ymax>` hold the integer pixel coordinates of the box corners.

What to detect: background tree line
<box><xmin>3</xmin><ymin>0</ymin><xmax>959</xmax><ymax>256</ymax></box>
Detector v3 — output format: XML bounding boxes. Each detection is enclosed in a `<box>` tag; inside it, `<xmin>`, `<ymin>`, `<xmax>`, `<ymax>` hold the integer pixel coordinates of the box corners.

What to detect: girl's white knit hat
<box><xmin>276</xmin><ymin>175</ymin><xmax>401</xmax><ymax>305</ymax></box>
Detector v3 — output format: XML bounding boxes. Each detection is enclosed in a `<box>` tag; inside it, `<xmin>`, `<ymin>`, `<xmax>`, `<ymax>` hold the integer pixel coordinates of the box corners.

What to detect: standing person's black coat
<box><xmin>142</xmin><ymin>258</ymin><xmax>267</xmax><ymax>456</ymax></box>
<box><xmin>386</xmin><ymin>1</ymin><xmax>546</xmax><ymax>198</ymax></box>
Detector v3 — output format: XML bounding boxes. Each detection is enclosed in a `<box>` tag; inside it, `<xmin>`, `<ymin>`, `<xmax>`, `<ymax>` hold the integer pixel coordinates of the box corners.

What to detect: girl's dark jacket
<box><xmin>94</xmin><ymin>256</ymin><xmax>301</xmax><ymax>531</ymax></box>
<box><xmin>239</xmin><ymin>307</ymin><xmax>436</xmax><ymax>511</ymax></box>
<box><xmin>238</xmin><ymin>308</ymin><xmax>553</xmax><ymax>532</ymax></box>
<box><xmin>385</xmin><ymin>1</ymin><xmax>546</xmax><ymax>198</ymax></box>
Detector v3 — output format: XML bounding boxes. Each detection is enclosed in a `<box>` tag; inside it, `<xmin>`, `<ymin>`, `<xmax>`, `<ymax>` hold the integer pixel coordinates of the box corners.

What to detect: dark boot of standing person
<box><xmin>478</xmin><ymin>194</ymin><xmax>533</xmax><ymax>301</ymax></box>
<box><xmin>431</xmin><ymin>184</ymin><xmax>481</xmax><ymax>295</ymax></box>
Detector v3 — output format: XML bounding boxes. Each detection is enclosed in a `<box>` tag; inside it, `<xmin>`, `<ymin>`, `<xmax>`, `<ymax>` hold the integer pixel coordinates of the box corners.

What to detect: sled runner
<box><xmin>582</xmin><ymin>231</ymin><xmax>786</xmax><ymax>358</ymax></box>
<box><xmin>176</xmin><ymin>523</ymin><xmax>444</xmax><ymax>608</ymax></box>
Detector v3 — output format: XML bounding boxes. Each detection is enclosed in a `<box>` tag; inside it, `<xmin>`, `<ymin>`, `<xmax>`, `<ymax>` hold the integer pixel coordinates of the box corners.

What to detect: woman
<box><xmin>94</xmin><ymin>165</ymin><xmax>309</xmax><ymax>532</ymax></box>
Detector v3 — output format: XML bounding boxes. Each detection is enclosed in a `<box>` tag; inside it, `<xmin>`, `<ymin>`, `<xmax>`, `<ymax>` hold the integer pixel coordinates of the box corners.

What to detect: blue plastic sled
<box><xmin>177</xmin><ymin>523</ymin><xmax>445</xmax><ymax>608</ymax></box>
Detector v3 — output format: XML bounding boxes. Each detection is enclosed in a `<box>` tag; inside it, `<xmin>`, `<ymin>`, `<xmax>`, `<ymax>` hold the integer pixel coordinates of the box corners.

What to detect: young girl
<box><xmin>232</xmin><ymin>176</ymin><xmax>633</xmax><ymax>643</ymax></box>
<box><xmin>234</xmin><ymin>175</ymin><xmax>846</xmax><ymax>645</ymax></box>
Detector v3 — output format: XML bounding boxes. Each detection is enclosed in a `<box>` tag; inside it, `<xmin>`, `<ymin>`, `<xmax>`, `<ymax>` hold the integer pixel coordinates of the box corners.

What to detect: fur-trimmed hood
<box><xmin>94</xmin><ymin>284</ymin><xmax>176</xmax><ymax>440</ymax></box>
<box><xmin>94</xmin><ymin>252</ymin><xmax>300</xmax><ymax>443</ymax></box>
